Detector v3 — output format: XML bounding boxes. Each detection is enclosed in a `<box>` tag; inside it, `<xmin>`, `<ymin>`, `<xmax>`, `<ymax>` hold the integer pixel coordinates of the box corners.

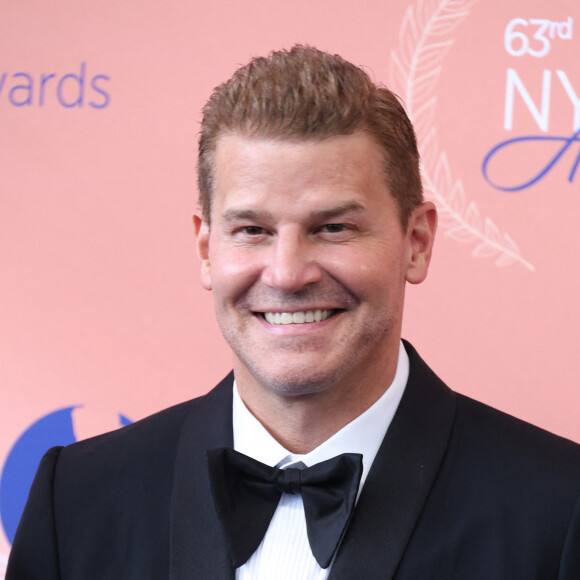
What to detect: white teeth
<box><xmin>264</xmin><ymin>310</ymin><xmax>333</xmax><ymax>325</ymax></box>
<box><xmin>292</xmin><ymin>312</ymin><xmax>305</xmax><ymax>324</ymax></box>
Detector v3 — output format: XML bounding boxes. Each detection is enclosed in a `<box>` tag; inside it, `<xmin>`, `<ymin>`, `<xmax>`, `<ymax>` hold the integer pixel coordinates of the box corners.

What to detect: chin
<box><xmin>243</xmin><ymin>358</ymin><xmax>349</xmax><ymax>399</ymax></box>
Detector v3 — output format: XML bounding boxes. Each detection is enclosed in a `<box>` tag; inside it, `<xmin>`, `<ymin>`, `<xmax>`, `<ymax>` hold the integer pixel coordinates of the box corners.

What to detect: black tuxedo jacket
<box><xmin>7</xmin><ymin>342</ymin><xmax>580</xmax><ymax>579</ymax></box>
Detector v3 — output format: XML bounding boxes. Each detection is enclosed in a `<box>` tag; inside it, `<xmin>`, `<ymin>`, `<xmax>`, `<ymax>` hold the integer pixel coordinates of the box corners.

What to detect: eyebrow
<box><xmin>309</xmin><ymin>201</ymin><xmax>365</xmax><ymax>220</ymax></box>
<box><xmin>221</xmin><ymin>209</ymin><xmax>273</xmax><ymax>222</ymax></box>
<box><xmin>221</xmin><ymin>202</ymin><xmax>365</xmax><ymax>223</ymax></box>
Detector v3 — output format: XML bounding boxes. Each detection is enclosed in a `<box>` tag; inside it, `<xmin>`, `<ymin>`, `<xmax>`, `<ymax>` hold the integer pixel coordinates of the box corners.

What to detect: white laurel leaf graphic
<box><xmin>412</xmin><ymin>96</ymin><xmax>437</xmax><ymax>138</ymax></box>
<box><xmin>465</xmin><ymin>201</ymin><xmax>480</xmax><ymax>230</ymax></box>
<box><xmin>389</xmin><ymin>0</ymin><xmax>535</xmax><ymax>271</ymax></box>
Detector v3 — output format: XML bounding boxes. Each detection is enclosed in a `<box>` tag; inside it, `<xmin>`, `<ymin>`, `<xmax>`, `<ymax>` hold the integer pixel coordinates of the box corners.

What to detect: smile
<box><xmin>263</xmin><ymin>310</ymin><xmax>335</xmax><ymax>325</ymax></box>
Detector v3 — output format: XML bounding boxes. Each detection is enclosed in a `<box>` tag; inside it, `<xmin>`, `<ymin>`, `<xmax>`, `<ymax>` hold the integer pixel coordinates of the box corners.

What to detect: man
<box><xmin>7</xmin><ymin>46</ymin><xmax>580</xmax><ymax>579</ymax></box>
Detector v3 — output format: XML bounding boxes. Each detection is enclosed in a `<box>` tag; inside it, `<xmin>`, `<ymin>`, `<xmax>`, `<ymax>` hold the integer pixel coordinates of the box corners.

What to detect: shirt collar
<box><xmin>233</xmin><ymin>341</ymin><xmax>409</xmax><ymax>490</ymax></box>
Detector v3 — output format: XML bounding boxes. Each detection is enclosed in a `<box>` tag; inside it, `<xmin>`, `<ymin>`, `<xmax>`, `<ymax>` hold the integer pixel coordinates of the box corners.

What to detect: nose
<box><xmin>261</xmin><ymin>229</ymin><xmax>322</xmax><ymax>293</ymax></box>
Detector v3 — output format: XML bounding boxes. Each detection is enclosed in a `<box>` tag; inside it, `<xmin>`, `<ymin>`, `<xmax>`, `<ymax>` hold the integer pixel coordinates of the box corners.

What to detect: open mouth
<box><xmin>262</xmin><ymin>309</ymin><xmax>337</xmax><ymax>325</ymax></box>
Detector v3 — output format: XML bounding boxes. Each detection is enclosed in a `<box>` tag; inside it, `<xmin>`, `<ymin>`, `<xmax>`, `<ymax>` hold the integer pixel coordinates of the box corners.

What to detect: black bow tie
<box><xmin>207</xmin><ymin>447</ymin><xmax>363</xmax><ymax>569</ymax></box>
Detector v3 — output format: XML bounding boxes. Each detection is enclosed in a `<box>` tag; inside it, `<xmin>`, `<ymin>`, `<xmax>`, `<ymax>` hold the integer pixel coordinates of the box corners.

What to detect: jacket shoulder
<box><xmin>61</xmin><ymin>372</ymin><xmax>234</xmax><ymax>459</ymax></box>
<box><xmin>452</xmin><ymin>392</ymin><xmax>580</xmax><ymax>486</ymax></box>
<box><xmin>53</xmin><ymin>372</ymin><xmax>234</xmax><ymax>493</ymax></box>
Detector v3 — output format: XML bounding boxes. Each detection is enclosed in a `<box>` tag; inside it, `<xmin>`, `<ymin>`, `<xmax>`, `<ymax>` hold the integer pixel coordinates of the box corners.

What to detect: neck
<box><xmin>234</xmin><ymin>352</ymin><xmax>399</xmax><ymax>454</ymax></box>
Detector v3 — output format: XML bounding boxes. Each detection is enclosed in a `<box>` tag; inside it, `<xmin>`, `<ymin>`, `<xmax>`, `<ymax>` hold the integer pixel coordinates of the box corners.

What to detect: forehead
<box><xmin>212</xmin><ymin>132</ymin><xmax>388</xmax><ymax>210</ymax></box>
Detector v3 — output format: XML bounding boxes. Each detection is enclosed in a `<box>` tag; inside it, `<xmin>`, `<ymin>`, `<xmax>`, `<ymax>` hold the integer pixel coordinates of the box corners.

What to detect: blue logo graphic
<box><xmin>482</xmin><ymin>127</ymin><xmax>580</xmax><ymax>192</ymax></box>
<box><xmin>0</xmin><ymin>407</ymin><xmax>131</xmax><ymax>545</ymax></box>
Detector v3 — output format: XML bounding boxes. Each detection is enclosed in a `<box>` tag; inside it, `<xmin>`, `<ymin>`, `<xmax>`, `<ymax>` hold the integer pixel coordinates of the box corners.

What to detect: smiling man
<box><xmin>195</xmin><ymin>131</ymin><xmax>434</xmax><ymax>454</ymax></box>
<box><xmin>7</xmin><ymin>46</ymin><xmax>580</xmax><ymax>580</ymax></box>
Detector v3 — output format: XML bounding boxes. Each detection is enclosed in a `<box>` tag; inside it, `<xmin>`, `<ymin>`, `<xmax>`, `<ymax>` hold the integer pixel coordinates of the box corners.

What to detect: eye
<box><xmin>241</xmin><ymin>226</ymin><xmax>266</xmax><ymax>236</ymax></box>
<box><xmin>321</xmin><ymin>224</ymin><xmax>346</xmax><ymax>233</ymax></box>
<box><xmin>314</xmin><ymin>222</ymin><xmax>357</xmax><ymax>242</ymax></box>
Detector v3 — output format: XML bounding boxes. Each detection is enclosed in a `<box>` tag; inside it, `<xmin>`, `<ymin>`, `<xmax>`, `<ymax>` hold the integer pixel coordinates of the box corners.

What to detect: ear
<box><xmin>193</xmin><ymin>213</ymin><xmax>213</xmax><ymax>291</ymax></box>
<box><xmin>405</xmin><ymin>201</ymin><xmax>437</xmax><ymax>284</ymax></box>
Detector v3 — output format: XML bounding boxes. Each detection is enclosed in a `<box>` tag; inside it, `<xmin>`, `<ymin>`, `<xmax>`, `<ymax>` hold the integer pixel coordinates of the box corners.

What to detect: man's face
<box><xmin>195</xmin><ymin>131</ymin><xmax>435</xmax><ymax>401</ymax></box>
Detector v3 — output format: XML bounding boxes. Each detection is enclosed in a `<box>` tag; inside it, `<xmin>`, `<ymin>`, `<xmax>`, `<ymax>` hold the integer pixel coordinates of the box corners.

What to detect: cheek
<box><xmin>323</xmin><ymin>249</ymin><xmax>390</xmax><ymax>290</ymax></box>
<box><xmin>340</xmin><ymin>252</ymin><xmax>406</xmax><ymax>307</ymax></box>
<box><xmin>209</xmin><ymin>248</ymin><xmax>264</xmax><ymax>298</ymax></box>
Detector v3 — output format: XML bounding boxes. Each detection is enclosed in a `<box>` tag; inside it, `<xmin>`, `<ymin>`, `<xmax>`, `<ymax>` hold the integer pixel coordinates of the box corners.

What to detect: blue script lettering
<box><xmin>39</xmin><ymin>74</ymin><xmax>56</xmax><ymax>106</ymax></box>
<box><xmin>89</xmin><ymin>74</ymin><xmax>111</xmax><ymax>108</ymax></box>
<box><xmin>482</xmin><ymin>128</ymin><xmax>580</xmax><ymax>192</ymax></box>
<box><xmin>0</xmin><ymin>64</ymin><xmax>110</xmax><ymax>108</ymax></box>
<box><xmin>57</xmin><ymin>63</ymin><xmax>85</xmax><ymax>108</ymax></box>
<box><xmin>9</xmin><ymin>73</ymin><xmax>33</xmax><ymax>106</ymax></box>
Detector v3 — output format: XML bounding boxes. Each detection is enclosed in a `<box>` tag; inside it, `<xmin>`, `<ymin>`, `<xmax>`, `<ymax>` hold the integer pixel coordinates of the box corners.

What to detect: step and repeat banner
<box><xmin>1</xmin><ymin>0</ymin><xmax>579</xmax><ymax>572</ymax></box>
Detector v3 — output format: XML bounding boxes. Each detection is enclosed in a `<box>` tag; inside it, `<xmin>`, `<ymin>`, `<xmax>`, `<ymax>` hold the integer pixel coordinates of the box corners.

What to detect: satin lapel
<box><xmin>170</xmin><ymin>373</ymin><xmax>236</xmax><ymax>580</ymax></box>
<box><xmin>329</xmin><ymin>342</ymin><xmax>457</xmax><ymax>579</ymax></box>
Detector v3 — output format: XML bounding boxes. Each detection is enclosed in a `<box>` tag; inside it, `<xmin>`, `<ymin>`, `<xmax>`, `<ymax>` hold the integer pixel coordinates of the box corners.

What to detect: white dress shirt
<box><xmin>233</xmin><ymin>342</ymin><xmax>409</xmax><ymax>580</ymax></box>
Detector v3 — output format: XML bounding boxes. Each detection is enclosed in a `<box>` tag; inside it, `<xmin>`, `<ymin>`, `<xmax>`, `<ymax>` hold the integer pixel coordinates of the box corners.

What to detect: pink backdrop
<box><xmin>2</xmin><ymin>0</ymin><xmax>579</xmax><ymax>571</ymax></box>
